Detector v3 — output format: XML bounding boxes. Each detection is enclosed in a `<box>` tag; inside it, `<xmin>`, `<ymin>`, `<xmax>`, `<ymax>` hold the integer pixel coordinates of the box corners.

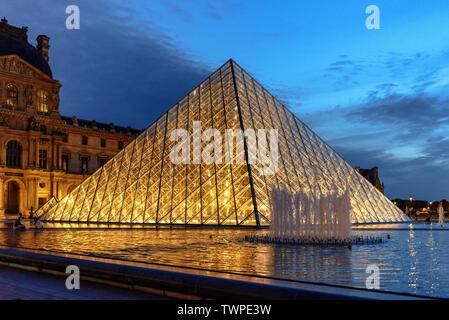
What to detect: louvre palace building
<box><xmin>0</xmin><ymin>18</ymin><xmax>139</xmax><ymax>218</ymax></box>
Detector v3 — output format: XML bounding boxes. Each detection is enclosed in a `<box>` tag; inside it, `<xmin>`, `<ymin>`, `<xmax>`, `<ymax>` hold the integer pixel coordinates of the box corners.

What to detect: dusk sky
<box><xmin>3</xmin><ymin>0</ymin><xmax>449</xmax><ymax>200</ymax></box>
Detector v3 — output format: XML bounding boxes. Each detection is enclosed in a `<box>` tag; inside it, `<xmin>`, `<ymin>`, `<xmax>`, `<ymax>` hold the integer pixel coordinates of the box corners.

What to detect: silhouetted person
<box><xmin>34</xmin><ymin>215</ymin><xmax>44</xmax><ymax>229</ymax></box>
<box><xmin>29</xmin><ymin>207</ymin><xmax>34</xmax><ymax>221</ymax></box>
<box><xmin>14</xmin><ymin>213</ymin><xmax>25</xmax><ymax>230</ymax></box>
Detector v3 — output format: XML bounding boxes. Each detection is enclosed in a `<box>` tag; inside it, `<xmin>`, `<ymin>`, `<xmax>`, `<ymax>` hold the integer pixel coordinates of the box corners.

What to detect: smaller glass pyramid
<box><xmin>35</xmin><ymin>196</ymin><xmax>58</xmax><ymax>219</ymax></box>
<box><xmin>41</xmin><ymin>59</ymin><xmax>409</xmax><ymax>226</ymax></box>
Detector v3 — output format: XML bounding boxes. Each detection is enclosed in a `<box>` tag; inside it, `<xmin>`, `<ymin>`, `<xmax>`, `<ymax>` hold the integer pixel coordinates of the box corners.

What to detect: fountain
<box><xmin>246</xmin><ymin>185</ymin><xmax>383</xmax><ymax>246</ymax></box>
<box><xmin>438</xmin><ymin>202</ymin><xmax>444</xmax><ymax>228</ymax></box>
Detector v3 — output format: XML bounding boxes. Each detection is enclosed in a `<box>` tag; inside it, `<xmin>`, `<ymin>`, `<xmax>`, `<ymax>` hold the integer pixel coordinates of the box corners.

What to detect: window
<box><xmin>39</xmin><ymin>149</ymin><xmax>47</xmax><ymax>169</ymax></box>
<box><xmin>62</xmin><ymin>134</ymin><xmax>68</xmax><ymax>143</ymax></box>
<box><xmin>6</xmin><ymin>84</ymin><xmax>18</xmax><ymax>107</ymax></box>
<box><xmin>80</xmin><ymin>156</ymin><xmax>89</xmax><ymax>173</ymax></box>
<box><xmin>6</xmin><ymin>140</ymin><xmax>22</xmax><ymax>168</ymax></box>
<box><xmin>118</xmin><ymin>141</ymin><xmax>123</xmax><ymax>150</ymax></box>
<box><xmin>38</xmin><ymin>90</ymin><xmax>48</xmax><ymax>113</ymax></box>
<box><xmin>38</xmin><ymin>198</ymin><xmax>47</xmax><ymax>208</ymax></box>
<box><xmin>101</xmin><ymin>139</ymin><xmax>106</xmax><ymax>148</ymax></box>
<box><xmin>82</xmin><ymin>136</ymin><xmax>88</xmax><ymax>145</ymax></box>
<box><xmin>61</xmin><ymin>154</ymin><xmax>69</xmax><ymax>171</ymax></box>
<box><xmin>99</xmin><ymin>158</ymin><xmax>107</xmax><ymax>167</ymax></box>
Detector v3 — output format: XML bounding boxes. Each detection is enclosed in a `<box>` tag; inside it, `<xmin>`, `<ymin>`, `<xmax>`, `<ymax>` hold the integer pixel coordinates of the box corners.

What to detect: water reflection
<box><xmin>269</xmin><ymin>245</ymin><xmax>353</xmax><ymax>286</ymax></box>
<box><xmin>0</xmin><ymin>226</ymin><xmax>447</xmax><ymax>297</ymax></box>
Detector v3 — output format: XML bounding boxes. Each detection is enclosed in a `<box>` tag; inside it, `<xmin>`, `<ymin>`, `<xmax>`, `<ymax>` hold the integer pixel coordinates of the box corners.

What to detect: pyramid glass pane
<box><xmin>35</xmin><ymin>196</ymin><xmax>58</xmax><ymax>219</ymax></box>
<box><xmin>41</xmin><ymin>60</ymin><xmax>408</xmax><ymax>226</ymax></box>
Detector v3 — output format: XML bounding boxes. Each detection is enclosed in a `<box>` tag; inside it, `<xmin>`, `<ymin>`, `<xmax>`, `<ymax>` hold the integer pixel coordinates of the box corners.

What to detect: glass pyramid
<box><xmin>35</xmin><ymin>196</ymin><xmax>58</xmax><ymax>218</ymax></box>
<box><xmin>42</xmin><ymin>60</ymin><xmax>408</xmax><ymax>226</ymax></box>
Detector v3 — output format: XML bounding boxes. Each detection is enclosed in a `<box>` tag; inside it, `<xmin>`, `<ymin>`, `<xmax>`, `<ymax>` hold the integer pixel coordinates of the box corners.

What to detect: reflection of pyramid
<box><xmin>43</xmin><ymin>60</ymin><xmax>408</xmax><ymax>226</ymax></box>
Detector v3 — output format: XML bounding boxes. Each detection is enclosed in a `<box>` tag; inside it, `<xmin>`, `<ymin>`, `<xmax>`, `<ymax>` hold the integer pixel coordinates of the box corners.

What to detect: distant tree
<box><xmin>442</xmin><ymin>199</ymin><xmax>449</xmax><ymax>211</ymax></box>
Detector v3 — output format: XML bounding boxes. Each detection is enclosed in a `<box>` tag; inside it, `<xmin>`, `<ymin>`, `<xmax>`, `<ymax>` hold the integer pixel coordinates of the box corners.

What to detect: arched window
<box><xmin>6</xmin><ymin>140</ymin><xmax>22</xmax><ymax>168</ymax></box>
<box><xmin>6</xmin><ymin>84</ymin><xmax>18</xmax><ymax>107</ymax></box>
<box><xmin>38</xmin><ymin>90</ymin><xmax>48</xmax><ymax>113</ymax></box>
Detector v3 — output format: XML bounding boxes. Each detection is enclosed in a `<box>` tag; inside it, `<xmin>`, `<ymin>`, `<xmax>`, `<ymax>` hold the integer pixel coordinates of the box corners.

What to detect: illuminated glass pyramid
<box><xmin>42</xmin><ymin>60</ymin><xmax>408</xmax><ymax>226</ymax></box>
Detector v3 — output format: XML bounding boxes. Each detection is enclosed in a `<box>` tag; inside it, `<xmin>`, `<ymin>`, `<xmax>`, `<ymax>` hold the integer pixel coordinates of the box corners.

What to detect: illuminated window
<box><xmin>38</xmin><ymin>90</ymin><xmax>48</xmax><ymax>113</ymax></box>
<box><xmin>6</xmin><ymin>84</ymin><xmax>18</xmax><ymax>107</ymax></box>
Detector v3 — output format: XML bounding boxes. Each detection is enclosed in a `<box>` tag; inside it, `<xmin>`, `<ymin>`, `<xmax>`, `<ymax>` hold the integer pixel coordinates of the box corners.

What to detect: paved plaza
<box><xmin>0</xmin><ymin>265</ymin><xmax>164</xmax><ymax>300</ymax></box>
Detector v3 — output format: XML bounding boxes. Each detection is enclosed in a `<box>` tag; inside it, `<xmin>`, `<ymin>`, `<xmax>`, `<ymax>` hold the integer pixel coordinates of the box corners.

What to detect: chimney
<box><xmin>36</xmin><ymin>35</ymin><xmax>50</xmax><ymax>62</ymax></box>
<box><xmin>372</xmin><ymin>166</ymin><xmax>378</xmax><ymax>178</ymax></box>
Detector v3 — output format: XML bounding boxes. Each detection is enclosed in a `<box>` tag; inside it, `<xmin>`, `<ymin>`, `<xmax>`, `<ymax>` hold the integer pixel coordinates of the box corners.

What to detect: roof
<box><xmin>0</xmin><ymin>32</ymin><xmax>52</xmax><ymax>77</ymax></box>
<box><xmin>61</xmin><ymin>116</ymin><xmax>141</xmax><ymax>136</ymax></box>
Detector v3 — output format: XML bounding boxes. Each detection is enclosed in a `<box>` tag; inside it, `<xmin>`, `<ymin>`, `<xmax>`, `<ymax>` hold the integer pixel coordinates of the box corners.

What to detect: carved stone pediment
<box><xmin>0</xmin><ymin>55</ymin><xmax>51</xmax><ymax>81</ymax></box>
<box><xmin>0</xmin><ymin>55</ymin><xmax>34</xmax><ymax>76</ymax></box>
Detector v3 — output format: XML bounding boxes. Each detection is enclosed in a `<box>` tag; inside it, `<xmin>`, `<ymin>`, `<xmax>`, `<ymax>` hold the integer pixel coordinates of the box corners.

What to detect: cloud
<box><xmin>421</xmin><ymin>138</ymin><xmax>449</xmax><ymax>166</ymax></box>
<box><xmin>320</xmin><ymin>50</ymin><xmax>449</xmax><ymax>93</ymax></box>
<box><xmin>297</xmin><ymin>87</ymin><xmax>449</xmax><ymax>200</ymax></box>
<box><xmin>334</xmin><ymin>144</ymin><xmax>449</xmax><ymax>201</ymax></box>
<box><xmin>345</xmin><ymin>94</ymin><xmax>449</xmax><ymax>138</ymax></box>
<box><xmin>319</xmin><ymin>56</ymin><xmax>367</xmax><ymax>86</ymax></box>
<box><xmin>383</xmin><ymin>51</ymin><xmax>428</xmax><ymax>72</ymax></box>
<box><xmin>268</xmin><ymin>86</ymin><xmax>304</xmax><ymax>109</ymax></box>
<box><xmin>3</xmin><ymin>0</ymin><xmax>213</xmax><ymax>129</ymax></box>
<box><xmin>155</xmin><ymin>0</ymin><xmax>243</xmax><ymax>22</ymax></box>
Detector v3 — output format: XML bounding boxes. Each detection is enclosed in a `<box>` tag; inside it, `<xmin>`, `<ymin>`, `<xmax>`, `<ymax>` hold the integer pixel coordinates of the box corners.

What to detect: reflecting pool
<box><xmin>0</xmin><ymin>222</ymin><xmax>447</xmax><ymax>298</ymax></box>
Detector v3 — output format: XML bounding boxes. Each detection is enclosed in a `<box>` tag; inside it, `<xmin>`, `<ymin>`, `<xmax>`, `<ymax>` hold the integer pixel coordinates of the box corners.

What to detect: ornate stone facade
<box><xmin>354</xmin><ymin>166</ymin><xmax>385</xmax><ymax>194</ymax></box>
<box><xmin>0</xmin><ymin>19</ymin><xmax>140</xmax><ymax>218</ymax></box>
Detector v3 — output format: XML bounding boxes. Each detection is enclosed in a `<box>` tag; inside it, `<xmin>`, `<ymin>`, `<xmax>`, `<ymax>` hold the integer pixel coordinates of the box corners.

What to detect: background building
<box><xmin>0</xmin><ymin>18</ymin><xmax>140</xmax><ymax>218</ymax></box>
<box><xmin>354</xmin><ymin>166</ymin><xmax>384</xmax><ymax>194</ymax></box>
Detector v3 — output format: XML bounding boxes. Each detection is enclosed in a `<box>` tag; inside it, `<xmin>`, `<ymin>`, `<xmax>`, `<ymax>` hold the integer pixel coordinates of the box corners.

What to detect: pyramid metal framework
<box><xmin>42</xmin><ymin>60</ymin><xmax>408</xmax><ymax>226</ymax></box>
<box><xmin>35</xmin><ymin>196</ymin><xmax>58</xmax><ymax>218</ymax></box>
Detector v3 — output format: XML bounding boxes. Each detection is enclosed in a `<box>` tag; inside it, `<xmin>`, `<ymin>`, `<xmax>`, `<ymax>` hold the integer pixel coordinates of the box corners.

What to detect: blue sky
<box><xmin>2</xmin><ymin>0</ymin><xmax>449</xmax><ymax>200</ymax></box>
